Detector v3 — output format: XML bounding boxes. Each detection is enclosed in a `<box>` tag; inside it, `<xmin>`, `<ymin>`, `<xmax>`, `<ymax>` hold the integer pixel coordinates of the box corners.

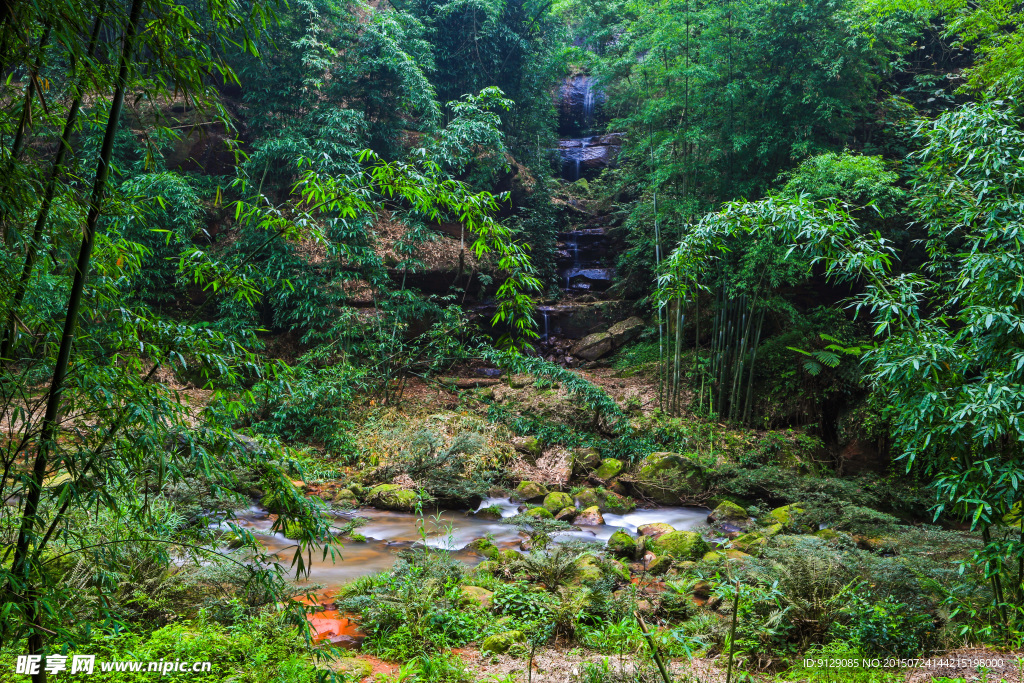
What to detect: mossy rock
<box><xmin>460</xmin><ymin>585</ymin><xmax>494</xmax><ymax>610</ymax></box>
<box><xmin>554</xmin><ymin>507</ymin><xmax>577</xmax><ymax>522</ymax></box>
<box><xmin>575</xmin><ymin>555</ymin><xmax>603</xmax><ymax>583</ymax></box>
<box><xmin>632</xmin><ymin>452</ymin><xmax>702</xmax><ymax>505</ymax></box>
<box><xmin>513</xmin><ymin>436</ymin><xmax>542</xmax><ymax>462</ymax></box>
<box><xmin>651</xmin><ymin>530</ymin><xmax>709</xmax><ymax>561</ymax></box>
<box><xmin>606</xmin><ymin>530</ymin><xmax>637</xmax><ymax>558</ymax></box>
<box><xmin>349</xmin><ymin>533</ymin><xmax>367</xmax><ymax>543</ymax></box>
<box><xmin>708</xmin><ymin>500</ymin><xmax>749</xmax><ymax>524</ymax></box>
<box><xmin>500</xmin><ymin>549</ymin><xmax>520</xmax><ymax>563</ymax></box>
<box><xmin>724</xmin><ymin>549</ymin><xmax>751</xmax><ymax>561</ymax></box>
<box><xmin>366</xmin><ymin>484</ymin><xmax>417</xmax><ymax>512</ymax></box>
<box><xmin>815</xmin><ymin>528</ymin><xmax>839</xmax><ymax>542</ymax></box>
<box><xmin>333</xmin><ymin>490</ymin><xmax>359</xmax><ymax>508</ymax></box>
<box><xmin>575</xmin><ymin>506</ymin><xmax>604</xmax><ymax>525</ymax></box>
<box><xmin>514</xmin><ymin>481</ymin><xmax>549</xmax><ymax>503</ymax></box>
<box><xmin>637</xmin><ymin>523</ymin><xmax>675</xmax><ymax>538</ymax></box>
<box><xmin>468</xmin><ymin>538</ymin><xmax>501</xmax><ymax>561</ymax></box>
<box><xmin>574</xmin><ymin>488</ymin><xmax>600</xmax><ymax>509</ymax></box>
<box><xmin>331</xmin><ymin>658</ymin><xmax>372</xmax><ymax>679</ymax></box>
<box><xmin>769</xmin><ymin>503</ymin><xmax>806</xmax><ymax>527</ymax></box>
<box><xmin>481</xmin><ymin>631</ymin><xmax>526</xmax><ymax>654</ymax></box>
<box><xmin>347</xmin><ymin>482</ymin><xmax>365</xmax><ymax>498</ymax></box>
<box><xmin>476</xmin><ymin>560</ymin><xmax>499</xmax><ymax>574</ymax></box>
<box><xmin>765</xmin><ymin>523</ymin><xmax>784</xmax><ymax>537</ymax></box>
<box><xmin>572</xmin><ymin>447</ymin><xmax>602</xmax><ymax>474</ymax></box>
<box><xmin>702</xmin><ymin>551</ymin><xmax>724</xmax><ymax>563</ymax></box>
<box><xmin>474</xmin><ymin>505</ymin><xmax>503</xmax><ymax>520</ymax></box>
<box><xmin>730</xmin><ymin>531</ymin><xmax>768</xmax><ymax>555</ymax></box>
<box><xmin>647</xmin><ymin>555</ymin><xmax>672</xmax><ymax>575</ymax></box>
<box><xmin>599</xmin><ymin>489</ymin><xmax>636</xmax><ymax>514</ymax></box>
<box><xmin>594</xmin><ymin>458</ymin><xmax>624</xmax><ymax>480</ymax></box>
<box><xmin>857</xmin><ymin>535</ymin><xmax>899</xmax><ymax>553</ymax></box>
<box><xmin>524</xmin><ymin>506</ymin><xmax>553</xmax><ymax>519</ymax></box>
<box><xmin>543</xmin><ymin>491</ymin><xmax>574</xmax><ymax>514</ymax></box>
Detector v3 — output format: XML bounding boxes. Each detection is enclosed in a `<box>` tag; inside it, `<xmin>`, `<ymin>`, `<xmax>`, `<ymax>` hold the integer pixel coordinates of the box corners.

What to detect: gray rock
<box><xmin>571</xmin><ymin>332</ymin><xmax>613</xmax><ymax>361</ymax></box>
<box><xmin>607</xmin><ymin>316</ymin><xmax>645</xmax><ymax>347</ymax></box>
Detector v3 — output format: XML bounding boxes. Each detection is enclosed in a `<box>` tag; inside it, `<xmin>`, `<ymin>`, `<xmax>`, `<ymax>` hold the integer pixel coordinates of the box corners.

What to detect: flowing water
<box><xmin>234</xmin><ymin>499</ymin><xmax>708</xmax><ymax>591</ymax></box>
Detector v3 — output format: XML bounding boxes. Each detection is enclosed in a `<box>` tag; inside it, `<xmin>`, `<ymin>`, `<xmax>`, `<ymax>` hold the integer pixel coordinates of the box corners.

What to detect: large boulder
<box><xmin>708</xmin><ymin>500</ymin><xmax>749</xmax><ymax>524</ymax></box>
<box><xmin>575</xmin><ymin>506</ymin><xmax>605</xmax><ymax>526</ymax></box>
<box><xmin>594</xmin><ymin>458</ymin><xmax>623</xmax><ymax>480</ymax></box>
<box><xmin>514</xmin><ymin>481</ymin><xmax>549</xmax><ymax>503</ymax></box>
<box><xmin>571</xmin><ymin>332</ymin><xmax>613</xmax><ymax>361</ymax></box>
<box><xmin>631</xmin><ymin>452</ymin><xmax>703</xmax><ymax>505</ymax></box>
<box><xmin>572</xmin><ymin>447</ymin><xmax>602</xmax><ymax>475</ymax></box>
<box><xmin>468</xmin><ymin>538</ymin><xmax>500</xmax><ymax>561</ymax></box>
<box><xmin>607</xmin><ymin>530</ymin><xmax>637</xmax><ymax>558</ymax></box>
<box><xmin>460</xmin><ymin>586</ymin><xmax>494</xmax><ymax>610</ymax></box>
<box><xmin>651</xmin><ymin>531</ymin><xmax>709</xmax><ymax>561</ymax></box>
<box><xmin>554</xmin><ymin>507</ymin><xmax>577</xmax><ymax>522</ymax></box>
<box><xmin>607</xmin><ymin>317</ymin><xmax>645</xmax><ymax>347</ymax></box>
<box><xmin>513</xmin><ymin>436</ymin><xmax>542</xmax><ymax>462</ymax></box>
<box><xmin>481</xmin><ymin>631</ymin><xmax>526</xmax><ymax>654</ymax></box>
<box><xmin>524</xmin><ymin>506</ymin><xmax>554</xmax><ymax>520</ymax></box>
<box><xmin>366</xmin><ymin>484</ymin><xmax>417</xmax><ymax>512</ymax></box>
<box><xmin>543</xmin><ymin>491</ymin><xmax>574</xmax><ymax>514</ymax></box>
<box><xmin>637</xmin><ymin>522</ymin><xmax>675</xmax><ymax>539</ymax></box>
<box><xmin>730</xmin><ymin>531</ymin><xmax>768</xmax><ymax>555</ymax></box>
<box><xmin>574</xmin><ymin>488</ymin><xmax>600</xmax><ymax>509</ymax></box>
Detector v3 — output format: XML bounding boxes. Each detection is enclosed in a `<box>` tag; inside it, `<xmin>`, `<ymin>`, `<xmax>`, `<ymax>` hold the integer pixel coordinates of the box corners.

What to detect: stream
<box><xmin>235</xmin><ymin>498</ymin><xmax>709</xmax><ymax>591</ymax></box>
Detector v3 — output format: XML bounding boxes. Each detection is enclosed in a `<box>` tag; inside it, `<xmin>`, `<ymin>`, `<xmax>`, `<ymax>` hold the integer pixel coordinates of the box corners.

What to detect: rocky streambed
<box><xmin>234</xmin><ymin>497</ymin><xmax>709</xmax><ymax>591</ymax></box>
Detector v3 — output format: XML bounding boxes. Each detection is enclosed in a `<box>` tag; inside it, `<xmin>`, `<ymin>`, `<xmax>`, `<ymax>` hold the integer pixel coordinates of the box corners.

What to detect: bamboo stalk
<box><xmin>742</xmin><ymin>307</ymin><xmax>765</xmax><ymax>425</ymax></box>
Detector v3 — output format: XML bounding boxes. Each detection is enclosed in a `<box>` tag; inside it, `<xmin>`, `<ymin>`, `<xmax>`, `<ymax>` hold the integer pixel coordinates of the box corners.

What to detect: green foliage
<box><xmin>845</xmin><ymin>595</ymin><xmax>936</xmax><ymax>658</ymax></box>
<box><xmin>492</xmin><ymin>582</ymin><xmax>554</xmax><ymax>622</ymax></box>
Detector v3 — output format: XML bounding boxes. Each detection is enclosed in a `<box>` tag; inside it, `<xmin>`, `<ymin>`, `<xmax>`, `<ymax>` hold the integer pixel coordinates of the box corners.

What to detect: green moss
<box><xmin>594</xmin><ymin>458</ymin><xmax>624</xmax><ymax>479</ymax></box>
<box><xmin>574</xmin><ymin>488</ymin><xmax>600</xmax><ymax>509</ymax></box>
<box><xmin>468</xmin><ymin>538</ymin><xmax>501</xmax><ymax>560</ymax></box>
<box><xmin>481</xmin><ymin>631</ymin><xmax>525</xmax><ymax>654</ymax></box>
<box><xmin>651</xmin><ymin>531</ymin><xmax>709</xmax><ymax>560</ymax></box>
<box><xmin>367</xmin><ymin>484</ymin><xmax>417</xmax><ymax>512</ymax></box>
<box><xmin>769</xmin><ymin>503</ymin><xmax>806</xmax><ymax>527</ymax></box>
<box><xmin>514</xmin><ymin>481</ymin><xmax>549</xmax><ymax>502</ymax></box>
<box><xmin>710</xmin><ymin>500</ymin><xmax>748</xmax><ymax>523</ymax></box>
<box><xmin>607</xmin><ymin>530</ymin><xmax>637</xmax><ymax>558</ymax></box>
<box><xmin>524</xmin><ymin>506</ymin><xmax>554</xmax><ymax>519</ymax></box>
<box><xmin>543</xmin><ymin>491</ymin><xmax>573</xmax><ymax>513</ymax></box>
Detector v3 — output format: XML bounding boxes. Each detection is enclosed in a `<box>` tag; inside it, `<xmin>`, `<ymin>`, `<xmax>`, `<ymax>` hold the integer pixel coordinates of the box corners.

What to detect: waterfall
<box><xmin>582</xmin><ymin>78</ymin><xmax>596</xmax><ymax>132</ymax></box>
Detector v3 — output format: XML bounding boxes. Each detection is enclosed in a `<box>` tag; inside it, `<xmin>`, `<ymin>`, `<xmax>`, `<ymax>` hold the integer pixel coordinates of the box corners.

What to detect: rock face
<box><xmin>651</xmin><ymin>530</ymin><xmax>709</xmax><ymax>560</ymax></box>
<box><xmin>572</xmin><ymin>331</ymin><xmax>614</xmax><ymax>361</ymax></box>
<box><xmin>366</xmin><ymin>484</ymin><xmax>417</xmax><ymax>512</ymax></box>
<box><xmin>607</xmin><ymin>316</ymin><xmax>645</xmax><ymax>347</ymax></box>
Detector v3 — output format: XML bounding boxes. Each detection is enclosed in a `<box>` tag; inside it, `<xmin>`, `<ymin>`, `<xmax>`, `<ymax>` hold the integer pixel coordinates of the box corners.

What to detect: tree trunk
<box><xmin>8</xmin><ymin>1</ymin><xmax>144</xmax><ymax>677</ymax></box>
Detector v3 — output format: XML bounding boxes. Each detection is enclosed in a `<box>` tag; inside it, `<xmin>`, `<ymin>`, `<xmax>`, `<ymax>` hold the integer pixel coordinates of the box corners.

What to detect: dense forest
<box><xmin>1</xmin><ymin>0</ymin><xmax>1023</xmax><ymax>680</ymax></box>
